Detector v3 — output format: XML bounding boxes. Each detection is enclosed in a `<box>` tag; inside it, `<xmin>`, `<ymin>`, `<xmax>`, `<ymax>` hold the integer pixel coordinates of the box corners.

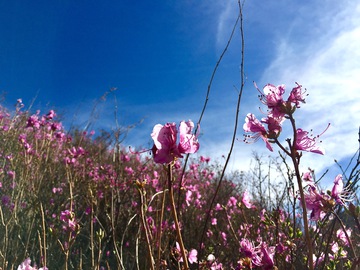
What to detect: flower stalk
<box><xmin>288</xmin><ymin>115</ymin><xmax>314</xmax><ymax>270</ymax></box>
<box><xmin>168</xmin><ymin>164</ymin><xmax>189</xmax><ymax>270</ymax></box>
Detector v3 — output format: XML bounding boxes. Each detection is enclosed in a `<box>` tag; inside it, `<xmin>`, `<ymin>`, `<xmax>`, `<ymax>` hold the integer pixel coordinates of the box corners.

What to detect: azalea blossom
<box><xmin>287</xmin><ymin>82</ymin><xmax>306</xmax><ymax>108</ymax></box>
<box><xmin>336</xmin><ymin>228</ymin><xmax>352</xmax><ymax>246</ymax></box>
<box><xmin>331</xmin><ymin>174</ymin><xmax>345</xmax><ymax>205</ymax></box>
<box><xmin>227</xmin><ymin>196</ymin><xmax>237</xmax><ymax>208</ymax></box>
<box><xmin>188</xmin><ymin>249</ymin><xmax>198</xmax><ymax>264</ymax></box>
<box><xmin>241</xmin><ymin>191</ymin><xmax>253</xmax><ymax>209</ymax></box>
<box><xmin>60</xmin><ymin>210</ymin><xmax>78</xmax><ymax>232</ymax></box>
<box><xmin>295</xmin><ymin>128</ymin><xmax>325</xmax><ymax>155</ymax></box>
<box><xmin>243</xmin><ymin>113</ymin><xmax>273</xmax><ymax>151</ymax></box>
<box><xmin>313</xmin><ymin>253</ymin><xmax>325</xmax><ymax>267</ymax></box>
<box><xmin>151</xmin><ymin>123</ymin><xmax>182</xmax><ymax>164</ymax></box>
<box><xmin>257</xmin><ymin>83</ymin><xmax>285</xmax><ymax>109</ymax></box>
<box><xmin>245</xmin><ymin>82</ymin><xmax>329</xmax><ymax>159</ymax></box>
<box><xmin>303</xmin><ymin>171</ymin><xmax>313</xmax><ymax>182</ymax></box>
<box><xmin>239</xmin><ymin>238</ymin><xmax>262</xmax><ymax>267</ymax></box>
<box><xmin>303</xmin><ymin>185</ymin><xmax>329</xmax><ymax>221</ymax></box>
<box><xmin>185</xmin><ymin>190</ymin><xmax>192</xmax><ymax>206</ymax></box>
<box><xmin>331</xmin><ymin>174</ymin><xmax>354</xmax><ymax>205</ymax></box>
<box><xmin>302</xmin><ymin>174</ymin><xmax>354</xmax><ymax>221</ymax></box>
<box><xmin>175</xmin><ymin>242</ymin><xmax>198</xmax><ymax>264</ymax></box>
<box><xmin>261</xmin><ymin>115</ymin><xmax>283</xmax><ymax>137</ymax></box>
<box><xmin>178</xmin><ymin>120</ymin><xmax>200</xmax><ymax>154</ymax></box>
<box><xmin>151</xmin><ymin>120</ymin><xmax>199</xmax><ymax>164</ymax></box>
<box><xmin>211</xmin><ymin>218</ymin><xmax>217</xmax><ymax>225</ymax></box>
<box><xmin>200</xmin><ymin>155</ymin><xmax>211</xmax><ymax>163</ymax></box>
<box><xmin>17</xmin><ymin>258</ymin><xmax>47</xmax><ymax>270</ymax></box>
<box><xmin>255</xmin><ymin>82</ymin><xmax>289</xmax><ymax>118</ymax></box>
<box><xmin>260</xmin><ymin>243</ymin><xmax>275</xmax><ymax>270</ymax></box>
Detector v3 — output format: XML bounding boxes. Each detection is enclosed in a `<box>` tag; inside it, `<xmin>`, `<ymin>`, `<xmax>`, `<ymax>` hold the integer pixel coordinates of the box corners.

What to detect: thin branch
<box><xmin>168</xmin><ymin>164</ymin><xmax>189</xmax><ymax>270</ymax></box>
<box><xmin>178</xmin><ymin>0</ymin><xmax>243</xmax><ymax>205</ymax></box>
<box><xmin>198</xmin><ymin>0</ymin><xmax>246</xmax><ymax>261</ymax></box>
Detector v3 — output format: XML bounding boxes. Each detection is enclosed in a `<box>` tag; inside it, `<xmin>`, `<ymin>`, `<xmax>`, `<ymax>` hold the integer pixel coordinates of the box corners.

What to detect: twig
<box><xmin>168</xmin><ymin>164</ymin><xmax>189</xmax><ymax>270</ymax></box>
<box><xmin>198</xmin><ymin>0</ymin><xmax>246</xmax><ymax>262</ymax></box>
<box><xmin>111</xmin><ymin>189</ymin><xmax>123</xmax><ymax>267</ymax></box>
<box><xmin>287</xmin><ymin>114</ymin><xmax>314</xmax><ymax>270</ymax></box>
<box><xmin>120</xmin><ymin>213</ymin><xmax>137</xmax><ymax>270</ymax></box>
<box><xmin>156</xmin><ymin>188</ymin><xmax>167</xmax><ymax>270</ymax></box>
<box><xmin>40</xmin><ymin>203</ymin><xmax>47</xmax><ymax>268</ymax></box>
<box><xmin>177</xmin><ymin>0</ymin><xmax>244</xmax><ymax>207</ymax></box>
<box><xmin>137</xmin><ymin>186</ymin><xmax>155</xmax><ymax>270</ymax></box>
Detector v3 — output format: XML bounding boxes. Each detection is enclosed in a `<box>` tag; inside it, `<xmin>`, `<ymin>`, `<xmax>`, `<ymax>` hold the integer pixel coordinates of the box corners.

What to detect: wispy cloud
<box><xmin>261</xmin><ymin>1</ymin><xmax>360</xmax><ymax>176</ymax></box>
<box><xmin>189</xmin><ymin>0</ymin><xmax>360</xmax><ymax>180</ymax></box>
<box><xmin>216</xmin><ymin>1</ymin><xmax>238</xmax><ymax>48</ymax></box>
<box><xmin>58</xmin><ymin>1</ymin><xmax>359</xmax><ymax>181</ymax></box>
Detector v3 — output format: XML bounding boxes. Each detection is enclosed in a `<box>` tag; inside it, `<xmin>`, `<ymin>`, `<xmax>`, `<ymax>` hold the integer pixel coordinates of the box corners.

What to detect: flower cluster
<box><xmin>17</xmin><ymin>258</ymin><xmax>47</xmax><ymax>270</ymax></box>
<box><xmin>236</xmin><ymin>239</ymin><xmax>275</xmax><ymax>270</ymax></box>
<box><xmin>174</xmin><ymin>242</ymin><xmax>198</xmax><ymax>264</ymax></box>
<box><xmin>303</xmin><ymin>173</ymin><xmax>354</xmax><ymax>220</ymax></box>
<box><xmin>60</xmin><ymin>209</ymin><xmax>79</xmax><ymax>233</ymax></box>
<box><xmin>243</xmin><ymin>83</ymin><xmax>326</xmax><ymax>154</ymax></box>
<box><xmin>1</xmin><ymin>98</ymin><xmax>358</xmax><ymax>269</ymax></box>
<box><xmin>151</xmin><ymin>120</ymin><xmax>200</xmax><ymax>164</ymax></box>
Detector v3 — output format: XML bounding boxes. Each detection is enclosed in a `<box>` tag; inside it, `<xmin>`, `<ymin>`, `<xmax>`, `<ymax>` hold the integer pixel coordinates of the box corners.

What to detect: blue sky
<box><xmin>1</xmin><ymin>1</ymin><xmax>359</xmax><ymax>185</ymax></box>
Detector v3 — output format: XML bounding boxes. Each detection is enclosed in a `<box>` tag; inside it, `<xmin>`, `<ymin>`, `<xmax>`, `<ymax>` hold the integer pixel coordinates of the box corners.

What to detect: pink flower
<box><xmin>151</xmin><ymin>120</ymin><xmax>199</xmax><ymax>164</ymax></box>
<box><xmin>303</xmin><ymin>171</ymin><xmax>313</xmax><ymax>182</ymax></box>
<box><xmin>200</xmin><ymin>156</ymin><xmax>211</xmax><ymax>163</ymax></box>
<box><xmin>303</xmin><ymin>170</ymin><xmax>317</xmax><ymax>189</ymax></box>
<box><xmin>46</xmin><ymin>110</ymin><xmax>56</xmax><ymax>120</ymax></box>
<box><xmin>239</xmin><ymin>238</ymin><xmax>262</xmax><ymax>266</ymax></box>
<box><xmin>260</xmin><ymin>244</ymin><xmax>275</xmax><ymax>270</ymax></box>
<box><xmin>260</xmin><ymin>83</ymin><xmax>285</xmax><ymax>109</ymax></box>
<box><xmin>211</xmin><ymin>218</ymin><xmax>217</xmax><ymax>225</ymax></box>
<box><xmin>260</xmin><ymin>209</ymin><xmax>267</xmax><ymax>221</ymax></box>
<box><xmin>178</xmin><ymin>120</ymin><xmax>200</xmax><ymax>154</ymax></box>
<box><xmin>185</xmin><ymin>190</ymin><xmax>192</xmax><ymax>206</ymax></box>
<box><xmin>227</xmin><ymin>196</ymin><xmax>237</xmax><ymax>207</ymax></box>
<box><xmin>257</xmin><ymin>82</ymin><xmax>307</xmax><ymax>114</ymax></box>
<box><xmin>175</xmin><ymin>242</ymin><xmax>198</xmax><ymax>264</ymax></box>
<box><xmin>302</xmin><ymin>174</ymin><xmax>353</xmax><ymax>220</ymax></box>
<box><xmin>221</xmin><ymin>232</ymin><xmax>227</xmax><ymax>243</ymax></box>
<box><xmin>243</xmin><ymin>113</ymin><xmax>273</xmax><ymax>151</ymax></box>
<box><xmin>287</xmin><ymin>82</ymin><xmax>306</xmax><ymax>108</ymax></box>
<box><xmin>26</xmin><ymin>114</ymin><xmax>41</xmax><ymax>129</ymax></box>
<box><xmin>60</xmin><ymin>210</ymin><xmax>78</xmax><ymax>232</ymax></box>
<box><xmin>303</xmin><ymin>185</ymin><xmax>328</xmax><ymax>220</ymax></box>
<box><xmin>295</xmin><ymin>128</ymin><xmax>325</xmax><ymax>155</ymax></box>
<box><xmin>331</xmin><ymin>174</ymin><xmax>353</xmax><ymax>205</ymax></box>
<box><xmin>188</xmin><ymin>249</ymin><xmax>198</xmax><ymax>264</ymax></box>
<box><xmin>17</xmin><ymin>258</ymin><xmax>47</xmax><ymax>270</ymax></box>
<box><xmin>151</xmin><ymin>123</ymin><xmax>182</xmax><ymax>164</ymax></box>
<box><xmin>261</xmin><ymin>115</ymin><xmax>283</xmax><ymax>137</ymax></box>
<box><xmin>336</xmin><ymin>228</ymin><xmax>352</xmax><ymax>246</ymax></box>
<box><xmin>7</xmin><ymin>170</ymin><xmax>16</xmax><ymax>180</ymax></box>
<box><xmin>124</xmin><ymin>166</ymin><xmax>134</xmax><ymax>175</ymax></box>
<box><xmin>313</xmin><ymin>253</ymin><xmax>325</xmax><ymax>267</ymax></box>
<box><xmin>241</xmin><ymin>191</ymin><xmax>253</xmax><ymax>209</ymax></box>
<box><xmin>331</xmin><ymin>174</ymin><xmax>344</xmax><ymax>204</ymax></box>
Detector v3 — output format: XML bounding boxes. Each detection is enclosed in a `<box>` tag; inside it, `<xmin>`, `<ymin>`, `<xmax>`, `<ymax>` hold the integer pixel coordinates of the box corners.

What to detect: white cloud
<box><xmin>216</xmin><ymin>1</ymin><xmax>239</xmax><ymax>49</ymax></box>
<box><xmin>65</xmin><ymin>1</ymin><xmax>359</xmax><ymax>184</ymax></box>
<box><xmin>260</xmin><ymin>1</ymin><xmax>360</xmax><ymax>177</ymax></box>
<box><xmin>194</xmin><ymin>0</ymin><xmax>360</xmax><ymax>183</ymax></box>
